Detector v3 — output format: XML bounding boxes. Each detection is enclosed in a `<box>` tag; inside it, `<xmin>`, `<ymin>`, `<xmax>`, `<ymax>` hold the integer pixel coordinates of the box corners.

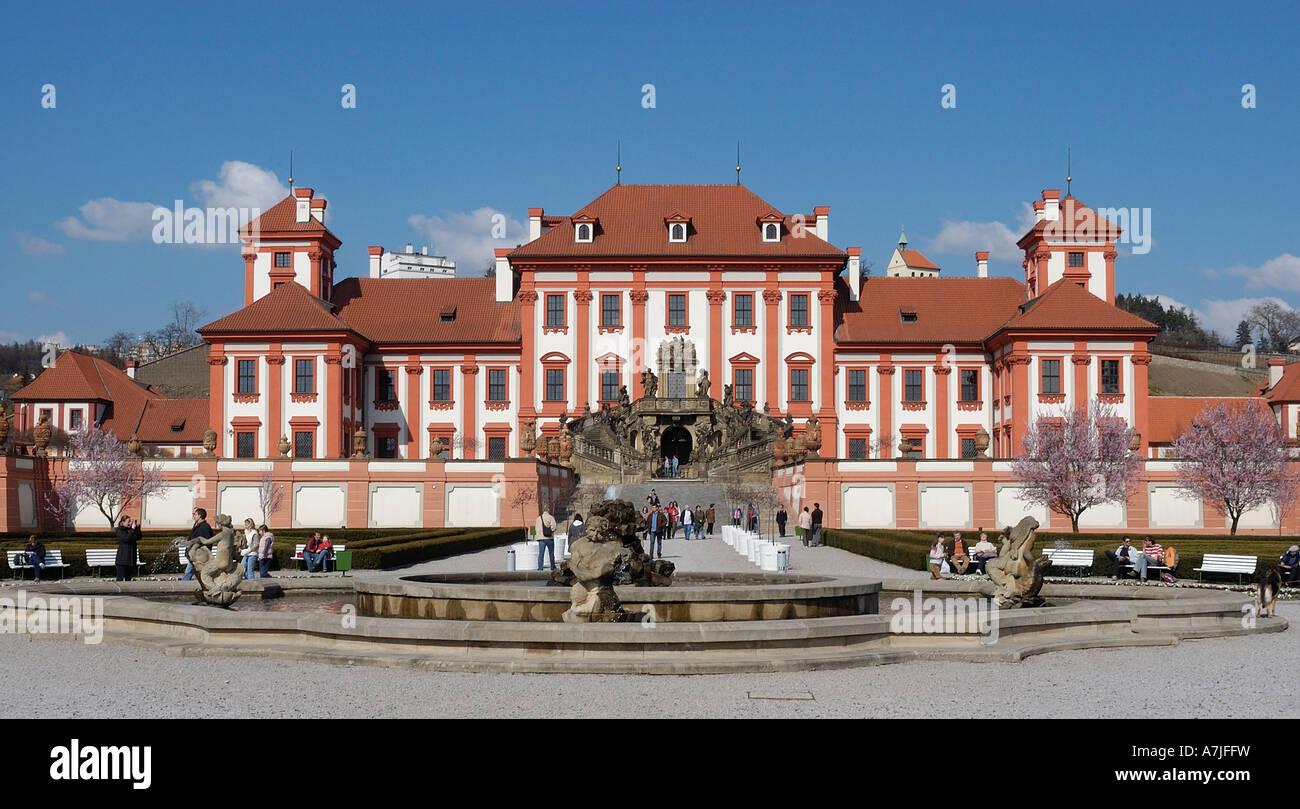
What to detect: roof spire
<box><xmin>735</xmin><ymin>140</ymin><xmax>741</xmax><ymax>185</ymax></box>
<box><xmin>1066</xmin><ymin>147</ymin><xmax>1072</xmax><ymax>196</ymax></box>
<box><xmin>898</xmin><ymin>226</ymin><xmax>908</xmax><ymax>251</ymax></box>
<box><xmin>616</xmin><ymin>140</ymin><xmax>621</xmax><ymax>185</ymax></box>
<box><xmin>288</xmin><ymin>149</ymin><xmax>294</xmax><ymax>189</ymax></box>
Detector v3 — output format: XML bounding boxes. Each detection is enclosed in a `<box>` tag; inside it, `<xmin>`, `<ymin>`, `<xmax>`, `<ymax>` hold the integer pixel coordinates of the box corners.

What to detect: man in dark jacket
<box><xmin>810</xmin><ymin>503</ymin><xmax>824</xmax><ymax>547</ymax></box>
<box><xmin>182</xmin><ymin>508</ymin><xmax>212</xmax><ymax>581</ymax></box>
<box><xmin>115</xmin><ymin>515</ymin><xmax>142</xmax><ymax>581</ymax></box>
<box><xmin>776</xmin><ymin>507</ymin><xmax>788</xmax><ymax>538</ymax></box>
<box><xmin>24</xmin><ymin>536</ymin><xmax>46</xmax><ymax>581</ymax></box>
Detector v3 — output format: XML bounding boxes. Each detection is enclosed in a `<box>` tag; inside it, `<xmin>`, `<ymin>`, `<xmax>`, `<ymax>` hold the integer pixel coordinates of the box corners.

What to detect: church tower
<box><xmin>238</xmin><ymin>187</ymin><xmax>341</xmax><ymax>305</ymax></box>
<box><xmin>1016</xmin><ymin>189</ymin><xmax>1121</xmax><ymax>302</ymax></box>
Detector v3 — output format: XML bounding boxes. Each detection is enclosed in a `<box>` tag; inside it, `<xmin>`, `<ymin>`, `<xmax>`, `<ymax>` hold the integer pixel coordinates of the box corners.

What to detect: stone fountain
<box><xmin>186</xmin><ymin>514</ymin><xmax>244</xmax><ymax>607</ymax></box>
<box><xmin>551</xmin><ymin>499</ymin><xmax>674</xmax><ymax>622</ymax></box>
<box><xmin>986</xmin><ymin>516</ymin><xmax>1051</xmax><ymax>608</ymax></box>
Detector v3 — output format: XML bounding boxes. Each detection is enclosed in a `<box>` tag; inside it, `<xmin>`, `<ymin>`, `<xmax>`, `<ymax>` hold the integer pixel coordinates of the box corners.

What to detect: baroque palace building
<box><xmin>194</xmin><ymin>183</ymin><xmax>1155</xmax><ymax>472</ymax></box>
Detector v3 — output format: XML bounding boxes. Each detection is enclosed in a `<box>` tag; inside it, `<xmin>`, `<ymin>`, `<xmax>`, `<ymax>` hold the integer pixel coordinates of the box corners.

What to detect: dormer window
<box><xmin>575</xmin><ymin>223</ymin><xmax>593</xmax><ymax>243</ymax></box>
<box><xmin>664</xmin><ymin>212</ymin><xmax>691</xmax><ymax>244</ymax></box>
<box><xmin>439</xmin><ymin>305</ymin><xmax>456</xmax><ymax>323</ymax></box>
<box><xmin>763</xmin><ymin>222</ymin><xmax>780</xmax><ymax>242</ymax></box>
<box><xmin>900</xmin><ymin>308</ymin><xmax>918</xmax><ymax>323</ymax></box>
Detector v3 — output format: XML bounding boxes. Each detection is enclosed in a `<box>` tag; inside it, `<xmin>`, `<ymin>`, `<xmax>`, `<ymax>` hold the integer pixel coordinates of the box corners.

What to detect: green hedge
<box><xmin>826</xmin><ymin>528</ymin><xmax>1295</xmax><ymax>580</ymax></box>
<box><xmin>2</xmin><ymin>527</ymin><xmax>520</xmax><ymax>577</ymax></box>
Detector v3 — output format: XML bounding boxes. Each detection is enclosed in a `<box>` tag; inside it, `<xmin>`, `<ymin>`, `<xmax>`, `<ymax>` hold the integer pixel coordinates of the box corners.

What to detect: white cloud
<box><xmin>1222</xmin><ymin>253</ymin><xmax>1300</xmax><ymax>292</ymax></box>
<box><xmin>407</xmin><ymin>207</ymin><xmax>527</xmax><ymax>275</ymax></box>
<box><xmin>27</xmin><ymin>290</ymin><xmax>48</xmax><ymax>304</ymax></box>
<box><xmin>57</xmin><ymin>198</ymin><xmax>159</xmax><ymax>241</ymax></box>
<box><xmin>926</xmin><ymin>202</ymin><xmax>1036</xmax><ymax>262</ymax></box>
<box><xmin>1196</xmin><ymin>296</ymin><xmax>1293</xmax><ymax>337</ymax></box>
<box><xmin>57</xmin><ymin>161</ymin><xmax>288</xmax><ymax>243</ymax></box>
<box><xmin>37</xmin><ymin>331</ymin><xmax>70</xmax><ymax>348</ymax></box>
<box><xmin>191</xmin><ymin>161</ymin><xmax>288</xmax><ymax>212</ymax></box>
<box><xmin>18</xmin><ymin>233</ymin><xmax>65</xmax><ymax>256</ymax></box>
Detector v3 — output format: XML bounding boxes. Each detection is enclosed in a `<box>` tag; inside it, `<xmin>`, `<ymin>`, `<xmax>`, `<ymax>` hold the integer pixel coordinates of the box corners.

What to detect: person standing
<box><xmin>776</xmin><ymin>506</ymin><xmax>788</xmax><ymax>538</ymax></box>
<box><xmin>747</xmin><ymin>503</ymin><xmax>757</xmax><ymax>533</ymax></box>
<box><xmin>535</xmin><ymin>509</ymin><xmax>558</xmax><ymax>571</ymax></box>
<box><xmin>682</xmin><ymin>505</ymin><xmax>694</xmax><ymax>540</ymax></box>
<box><xmin>182</xmin><ymin>508</ymin><xmax>212</xmax><ymax>581</ymax></box>
<box><xmin>114</xmin><ymin>515</ymin><xmax>142</xmax><ymax>582</ymax></box>
<box><xmin>798</xmin><ymin>507</ymin><xmax>812</xmax><ymax>546</ymax></box>
<box><xmin>256</xmin><ymin>524</ymin><xmax>275</xmax><ymax>578</ymax></box>
<box><xmin>671</xmin><ymin>455</ymin><xmax>679</xmax><ymax>479</ymax></box>
<box><xmin>810</xmin><ymin>503</ymin><xmax>824</xmax><ymax>547</ymax></box>
<box><xmin>667</xmin><ymin>502</ymin><xmax>679</xmax><ymax>538</ymax></box>
<box><xmin>23</xmin><ymin>536</ymin><xmax>47</xmax><ymax>581</ymax></box>
<box><xmin>240</xmin><ymin>518</ymin><xmax>259</xmax><ymax>580</ymax></box>
<box><xmin>663</xmin><ymin>456</ymin><xmax>671</xmax><ymax>479</ymax></box>
<box><xmin>705</xmin><ymin>504</ymin><xmax>716</xmax><ymax>537</ymax></box>
<box><xmin>647</xmin><ymin>507</ymin><xmax>664</xmax><ymax>560</ymax></box>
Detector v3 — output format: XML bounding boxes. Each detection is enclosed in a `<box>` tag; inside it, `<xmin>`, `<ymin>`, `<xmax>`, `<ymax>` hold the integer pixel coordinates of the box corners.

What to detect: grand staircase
<box><xmin>615</xmin><ymin>480</ymin><xmax>729</xmax><ymax>514</ymax></box>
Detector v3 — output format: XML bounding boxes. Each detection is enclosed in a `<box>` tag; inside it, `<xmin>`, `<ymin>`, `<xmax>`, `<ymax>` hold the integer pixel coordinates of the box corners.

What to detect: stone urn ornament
<box><xmin>1128</xmin><ymin>431</ymin><xmax>1142</xmax><ymax>452</ymax></box>
<box><xmin>33</xmin><ymin>413</ymin><xmax>52</xmax><ymax>457</ymax></box>
<box><xmin>353</xmin><ymin>427</ymin><xmax>368</xmax><ymax>458</ymax></box>
<box><xmin>974</xmin><ymin>427</ymin><xmax>990</xmax><ymax>458</ymax></box>
<box><xmin>0</xmin><ymin>411</ymin><xmax>10</xmax><ymax>454</ymax></box>
<box><xmin>897</xmin><ymin>437</ymin><xmax>913</xmax><ymax>457</ymax></box>
<box><xmin>548</xmin><ymin>436</ymin><xmax>562</xmax><ymax>463</ymax></box>
<box><xmin>520</xmin><ymin>419</ymin><xmax>537</xmax><ymax>455</ymax></box>
<box><xmin>558</xmin><ymin>428</ymin><xmax>574</xmax><ymax>468</ymax></box>
<box><xmin>277</xmin><ymin>434</ymin><xmax>291</xmax><ymax>458</ymax></box>
<box><xmin>127</xmin><ymin>434</ymin><xmax>143</xmax><ymax>457</ymax></box>
<box><xmin>202</xmin><ymin>428</ymin><xmax>218</xmax><ymax>457</ymax></box>
<box><xmin>429</xmin><ymin>435</ymin><xmax>445</xmax><ymax>460</ymax></box>
<box><xmin>802</xmin><ymin>415</ymin><xmax>822</xmax><ymax>457</ymax></box>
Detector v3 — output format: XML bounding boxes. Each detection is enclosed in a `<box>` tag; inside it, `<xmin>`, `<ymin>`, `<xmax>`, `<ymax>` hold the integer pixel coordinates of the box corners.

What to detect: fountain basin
<box><xmin>355</xmin><ymin>571</ymin><xmax>879</xmax><ymax>622</ymax></box>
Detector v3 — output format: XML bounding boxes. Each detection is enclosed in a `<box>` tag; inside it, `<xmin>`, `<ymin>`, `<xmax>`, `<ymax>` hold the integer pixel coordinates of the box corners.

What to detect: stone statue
<box><xmin>557</xmin><ymin>411</ymin><xmax>568</xmax><ymax>433</ymax></box>
<box><xmin>202</xmin><ymin>428</ymin><xmax>218</xmax><ymax>457</ymax></box>
<box><xmin>783</xmin><ymin>411</ymin><xmax>795</xmax><ymax>437</ymax></box>
<box><xmin>551</xmin><ymin>499</ymin><xmax>674</xmax><ymax>622</ymax></box>
<box><xmin>696</xmin><ymin>369</ymin><xmax>710</xmax><ymax>399</ymax></box>
<box><xmin>33</xmin><ymin>413</ymin><xmax>52</xmax><ymax>457</ymax></box>
<box><xmin>723</xmin><ymin>384</ymin><xmax>734</xmax><ymax>409</ymax></box>
<box><xmin>520</xmin><ymin>419</ymin><xmax>537</xmax><ymax>454</ymax></box>
<box><xmin>187</xmin><ymin>514</ymin><xmax>244</xmax><ymax>607</ymax></box>
<box><xmin>127</xmin><ymin>435</ymin><xmax>144</xmax><ymax>457</ymax></box>
<box><xmin>986</xmin><ymin>516</ymin><xmax>1051</xmax><ymax>608</ymax></box>
<box><xmin>619</xmin><ymin>385</ymin><xmax>631</xmax><ymax>409</ymax></box>
<box><xmin>803</xmin><ymin>415</ymin><xmax>822</xmax><ymax>456</ymax></box>
<box><xmin>642</xmin><ymin>368</ymin><xmax>658</xmax><ymax>399</ymax></box>
<box><xmin>0</xmin><ymin>411</ymin><xmax>9</xmax><ymax>455</ymax></box>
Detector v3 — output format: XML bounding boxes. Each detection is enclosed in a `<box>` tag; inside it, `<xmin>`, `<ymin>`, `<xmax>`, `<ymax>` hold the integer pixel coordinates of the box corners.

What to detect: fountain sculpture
<box><xmin>186</xmin><ymin>514</ymin><xmax>244</xmax><ymax>607</ymax></box>
<box><xmin>551</xmin><ymin>499</ymin><xmax>674</xmax><ymax>622</ymax></box>
<box><xmin>986</xmin><ymin>516</ymin><xmax>1051</xmax><ymax>608</ymax></box>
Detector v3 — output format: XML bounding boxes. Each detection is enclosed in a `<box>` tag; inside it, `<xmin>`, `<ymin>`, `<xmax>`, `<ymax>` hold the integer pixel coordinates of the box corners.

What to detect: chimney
<box><xmin>1269</xmin><ymin>358</ymin><xmax>1286</xmax><ymax>388</ymax></box>
<box><xmin>309</xmin><ymin>197</ymin><xmax>327</xmax><ymax>225</ymax></box>
<box><xmin>421</xmin><ymin>246</ymin><xmax>428</xmax><ymax>256</ymax></box>
<box><xmin>814</xmin><ymin>206</ymin><xmax>829</xmax><ymax>241</ymax></box>
<box><xmin>1042</xmin><ymin>189</ymin><xmax>1061</xmax><ymax>221</ymax></box>
<box><xmin>405</xmin><ymin>243</ymin><xmax>414</xmax><ymax>254</ymax></box>
<box><xmin>126</xmin><ymin>360</ymin><xmax>138</xmax><ymax>379</ymax></box>
<box><xmin>1033</xmin><ymin>200</ymin><xmax>1046</xmax><ymax>223</ymax></box>
<box><xmin>846</xmin><ymin>247</ymin><xmax>862</xmax><ymax>302</ymax></box>
<box><xmin>294</xmin><ymin>188</ymin><xmax>313</xmax><ymax>224</ymax></box>
<box><xmin>494</xmin><ymin>248</ymin><xmax>513</xmax><ymax>302</ymax></box>
<box><xmin>975</xmin><ymin>251</ymin><xmax>989</xmax><ymax>278</ymax></box>
<box><xmin>528</xmin><ymin>208</ymin><xmax>544</xmax><ymax>242</ymax></box>
<box><xmin>368</xmin><ymin>246</ymin><xmax>384</xmax><ymax>278</ymax></box>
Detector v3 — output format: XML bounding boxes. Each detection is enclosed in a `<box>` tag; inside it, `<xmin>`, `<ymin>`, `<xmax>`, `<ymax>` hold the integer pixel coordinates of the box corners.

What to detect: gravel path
<box><xmin>1</xmin><ymin>533</ymin><xmax>1293</xmax><ymax>718</ymax></box>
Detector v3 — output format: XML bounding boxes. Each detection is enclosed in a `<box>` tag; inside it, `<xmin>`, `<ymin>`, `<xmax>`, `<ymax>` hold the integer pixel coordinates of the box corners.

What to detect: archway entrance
<box><xmin>661</xmin><ymin>425</ymin><xmax>692</xmax><ymax>465</ymax></box>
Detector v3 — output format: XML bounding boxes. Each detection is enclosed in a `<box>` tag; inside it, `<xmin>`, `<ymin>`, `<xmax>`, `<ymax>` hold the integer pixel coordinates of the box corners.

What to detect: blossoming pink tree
<box><xmin>46</xmin><ymin>428</ymin><xmax>168</xmax><ymax>531</ymax></box>
<box><xmin>257</xmin><ymin>470</ymin><xmax>286</xmax><ymax>526</ymax></box>
<box><xmin>1172</xmin><ymin>400</ymin><xmax>1292</xmax><ymax>535</ymax></box>
<box><xmin>1012</xmin><ymin>401</ymin><xmax>1142</xmax><ymax>533</ymax></box>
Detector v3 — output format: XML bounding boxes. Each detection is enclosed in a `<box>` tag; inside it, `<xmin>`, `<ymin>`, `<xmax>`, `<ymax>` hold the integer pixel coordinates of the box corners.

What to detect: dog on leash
<box><xmin>1258</xmin><ymin>567</ymin><xmax>1281</xmax><ymax>618</ymax></box>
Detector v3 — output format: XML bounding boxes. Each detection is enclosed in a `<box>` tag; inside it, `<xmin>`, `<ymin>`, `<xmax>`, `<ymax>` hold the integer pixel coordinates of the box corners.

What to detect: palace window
<box><xmin>601</xmin><ymin>370</ymin><xmax>620</xmax><ymax>403</ymax></box>
<box><xmin>790</xmin><ymin>294</ymin><xmax>809</xmax><ymax>327</ymax></box>
<box><xmin>1041</xmin><ymin>360</ymin><xmax>1061</xmax><ymax>395</ymax></box>
<box><xmin>488</xmin><ymin>369</ymin><xmax>508</xmax><ymax>402</ymax></box>
<box><xmin>69</xmin><ymin>410</ymin><xmax>82</xmax><ymax>430</ymax></box>
<box><xmin>274</xmin><ymin>252</ymin><xmax>291</xmax><ymax>268</ymax></box>
<box><xmin>734</xmin><ymin>368</ymin><xmax>753</xmax><ymax>403</ymax></box>
<box><xmin>960</xmin><ymin>438</ymin><xmax>977</xmax><ymax>458</ymax></box>
<box><xmin>848</xmin><ymin>370</ymin><xmax>867</xmax><ymax>402</ymax></box>
<box><xmin>1101</xmin><ymin>359</ymin><xmax>1121</xmax><ymax>394</ymax></box>
<box><xmin>236</xmin><ymin>432</ymin><xmax>256</xmax><ymax>458</ymax></box>
<box><xmin>488</xmin><ymin>436</ymin><xmax>507</xmax><ymax>460</ymax></box>
<box><xmin>237</xmin><ymin>360</ymin><xmax>257</xmax><ymax>394</ymax></box>
<box><xmin>601</xmin><ymin>294</ymin><xmax>621</xmax><ymax>327</ymax></box>
<box><xmin>669</xmin><ymin>222</ymin><xmax>687</xmax><ymax>243</ymax></box>
<box><xmin>734</xmin><ymin>294</ymin><xmax>753</xmax><ymax>327</ymax></box>
<box><xmin>294</xmin><ymin>359</ymin><xmax>314</xmax><ymax>394</ymax></box>
<box><xmin>960</xmin><ymin>369</ymin><xmax>979</xmax><ymax>402</ymax></box>
<box><xmin>432</xmin><ymin>369</ymin><xmax>452</xmax><ymax>402</ymax></box>
<box><xmin>790</xmin><ymin>368</ymin><xmax>809</xmax><ymax>402</ymax></box>
<box><xmin>376</xmin><ymin>436</ymin><xmax>397</xmax><ymax>458</ymax></box>
<box><xmin>545</xmin><ymin>368</ymin><xmax>565</xmax><ymax>402</ymax></box>
<box><xmin>904</xmin><ymin>369</ymin><xmax>923</xmax><ymax>402</ymax></box>
<box><xmin>546</xmin><ymin>294</ymin><xmax>565</xmax><ymax>327</ymax></box>
<box><xmin>668</xmin><ymin>294</ymin><xmax>687</xmax><ymax>327</ymax></box>
<box><xmin>1068</xmin><ymin>251</ymin><xmax>1085</xmax><ymax>267</ymax></box>
<box><xmin>848</xmin><ymin>438</ymin><xmax>868</xmax><ymax>460</ymax></box>
<box><xmin>763</xmin><ymin>222</ymin><xmax>780</xmax><ymax>242</ymax></box>
<box><xmin>377</xmin><ymin>369</ymin><xmax>397</xmax><ymax>402</ymax></box>
<box><xmin>294</xmin><ymin>431</ymin><xmax>314</xmax><ymax>458</ymax></box>
<box><xmin>575</xmin><ymin>223</ymin><xmax>593</xmax><ymax>243</ymax></box>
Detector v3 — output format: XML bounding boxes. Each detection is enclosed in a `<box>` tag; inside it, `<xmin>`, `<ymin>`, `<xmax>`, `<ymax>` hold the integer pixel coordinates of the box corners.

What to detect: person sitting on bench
<box><xmin>303</xmin><ymin>532</ymin><xmax>332</xmax><ymax>572</ymax></box>
<box><xmin>1279</xmin><ymin>545</ymin><xmax>1300</xmax><ymax>586</ymax></box>
<box><xmin>23</xmin><ymin>536</ymin><xmax>46</xmax><ymax>581</ymax></box>
<box><xmin>971</xmin><ymin>531</ymin><xmax>998</xmax><ymax>574</ymax></box>
<box><xmin>1105</xmin><ymin>536</ymin><xmax>1146</xmax><ymax>581</ymax></box>
<box><xmin>949</xmin><ymin>531</ymin><xmax>970</xmax><ymax>574</ymax></box>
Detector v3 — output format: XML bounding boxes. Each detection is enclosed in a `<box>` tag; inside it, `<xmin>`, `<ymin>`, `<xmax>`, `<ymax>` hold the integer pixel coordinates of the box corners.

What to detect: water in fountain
<box><xmin>146</xmin><ymin>536</ymin><xmax>188</xmax><ymax>577</ymax></box>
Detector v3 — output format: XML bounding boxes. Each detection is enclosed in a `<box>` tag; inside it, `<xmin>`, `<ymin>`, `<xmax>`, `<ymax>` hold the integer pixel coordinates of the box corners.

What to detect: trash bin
<box><xmin>334</xmin><ymin>550</ymin><xmax>353</xmax><ymax>577</ymax></box>
<box><xmin>776</xmin><ymin>545</ymin><xmax>790</xmax><ymax>573</ymax></box>
<box><xmin>506</xmin><ymin>548</ymin><xmax>517</xmax><ymax>571</ymax></box>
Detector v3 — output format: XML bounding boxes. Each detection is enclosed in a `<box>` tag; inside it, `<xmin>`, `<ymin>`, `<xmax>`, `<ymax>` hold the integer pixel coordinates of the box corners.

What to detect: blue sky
<box><xmin>1</xmin><ymin>0</ymin><xmax>1297</xmax><ymax>346</ymax></box>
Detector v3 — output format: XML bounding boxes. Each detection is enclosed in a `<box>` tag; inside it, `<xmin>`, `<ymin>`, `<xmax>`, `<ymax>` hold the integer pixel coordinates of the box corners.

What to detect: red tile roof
<box><xmin>1000</xmin><ymin>279</ymin><xmax>1158</xmax><ymax>333</ymax></box>
<box><xmin>238</xmin><ymin>195</ymin><xmax>340</xmax><ymax>243</ymax></box>
<box><xmin>835</xmin><ymin>277</ymin><xmax>1028</xmax><ymax>344</ymax></box>
<box><xmin>1147</xmin><ymin>397</ymin><xmax>1271</xmax><ymax>444</ymax></box>
<box><xmin>331</xmin><ymin>277</ymin><xmax>520</xmax><ymax>345</ymax></box>
<box><xmin>509</xmin><ymin>184</ymin><xmax>845</xmax><ymax>259</ymax></box>
<box><xmin>199</xmin><ymin>282</ymin><xmax>358</xmax><ymax>336</ymax></box>
<box><xmin>898</xmin><ymin>249</ymin><xmax>939</xmax><ymax>270</ymax></box>
<box><xmin>130</xmin><ymin>399</ymin><xmax>209</xmax><ymax>443</ymax></box>
<box><xmin>1017</xmin><ymin>195</ymin><xmax>1123</xmax><ymax>246</ymax></box>
<box><xmin>1257</xmin><ymin>362</ymin><xmax>1300</xmax><ymax>403</ymax></box>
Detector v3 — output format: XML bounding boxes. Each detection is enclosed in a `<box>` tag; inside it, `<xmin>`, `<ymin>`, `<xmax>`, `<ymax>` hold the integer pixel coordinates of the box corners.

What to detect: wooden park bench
<box><xmin>85</xmin><ymin>548</ymin><xmax>144</xmax><ymax>578</ymax></box>
<box><xmin>293</xmin><ymin>544</ymin><xmax>345</xmax><ymax>572</ymax></box>
<box><xmin>1193</xmin><ymin>553</ymin><xmax>1257</xmax><ymax>584</ymax></box>
<box><xmin>1041</xmin><ymin>548</ymin><xmax>1095</xmax><ymax>576</ymax></box>
<box><xmin>6</xmin><ymin>549</ymin><xmax>69</xmax><ymax>580</ymax></box>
